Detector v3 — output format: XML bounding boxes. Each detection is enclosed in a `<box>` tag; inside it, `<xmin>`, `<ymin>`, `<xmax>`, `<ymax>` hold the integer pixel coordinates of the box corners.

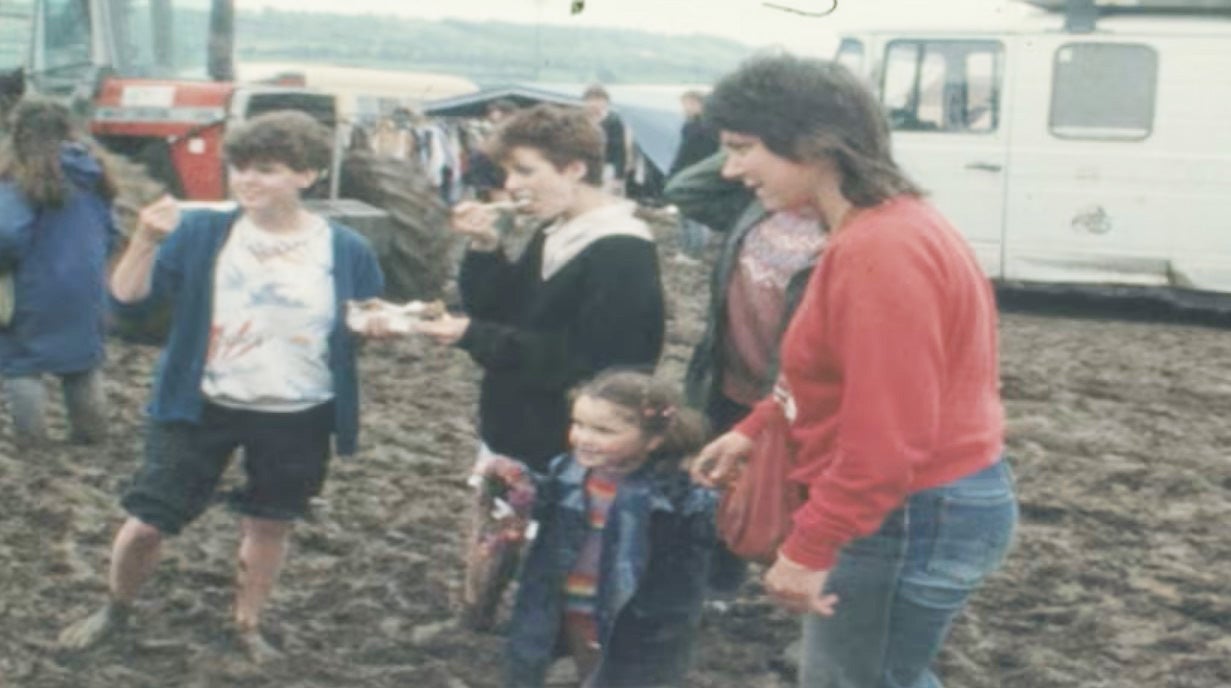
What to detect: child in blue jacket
<box><xmin>0</xmin><ymin>98</ymin><xmax>119</xmax><ymax>447</ymax></box>
<box><xmin>485</xmin><ymin>369</ymin><xmax>716</xmax><ymax>688</ymax></box>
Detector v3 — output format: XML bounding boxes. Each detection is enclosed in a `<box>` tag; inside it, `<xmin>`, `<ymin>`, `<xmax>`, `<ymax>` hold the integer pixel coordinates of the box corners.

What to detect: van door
<box><xmin>880</xmin><ymin>38</ymin><xmax>1010</xmax><ymax>278</ymax></box>
<box><xmin>1001</xmin><ymin>37</ymin><xmax>1173</xmax><ymax>287</ymax></box>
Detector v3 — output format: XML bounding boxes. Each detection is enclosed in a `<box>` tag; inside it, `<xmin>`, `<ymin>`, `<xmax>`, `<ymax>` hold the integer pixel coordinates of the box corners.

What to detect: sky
<box><xmin>246</xmin><ymin>0</ymin><xmax>1036</xmax><ymax>55</ymax></box>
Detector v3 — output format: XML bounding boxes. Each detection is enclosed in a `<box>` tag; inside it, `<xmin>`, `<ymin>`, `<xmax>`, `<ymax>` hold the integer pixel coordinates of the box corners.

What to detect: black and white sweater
<box><xmin>457</xmin><ymin>209</ymin><xmax>665</xmax><ymax>470</ymax></box>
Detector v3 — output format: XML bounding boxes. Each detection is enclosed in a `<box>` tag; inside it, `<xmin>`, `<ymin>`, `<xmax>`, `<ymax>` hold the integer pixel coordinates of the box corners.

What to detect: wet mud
<box><xmin>1</xmin><ymin>231</ymin><xmax>1228</xmax><ymax>687</ymax></box>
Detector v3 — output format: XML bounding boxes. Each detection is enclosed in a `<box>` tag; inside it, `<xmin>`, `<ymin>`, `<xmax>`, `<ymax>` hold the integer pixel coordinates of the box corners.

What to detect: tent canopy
<box><xmin>424</xmin><ymin>82</ymin><xmax>705</xmax><ymax>175</ymax></box>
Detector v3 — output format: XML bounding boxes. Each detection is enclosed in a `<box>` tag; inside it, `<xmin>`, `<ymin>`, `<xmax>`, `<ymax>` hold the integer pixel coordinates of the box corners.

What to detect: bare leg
<box><xmin>59</xmin><ymin>518</ymin><xmax>164</xmax><ymax>649</ymax></box>
<box><xmin>234</xmin><ymin>516</ymin><xmax>293</xmax><ymax>663</ymax></box>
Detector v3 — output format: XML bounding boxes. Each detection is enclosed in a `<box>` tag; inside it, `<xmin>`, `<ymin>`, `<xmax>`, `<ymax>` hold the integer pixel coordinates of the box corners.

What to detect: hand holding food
<box><xmin>450</xmin><ymin>201</ymin><xmax>501</xmax><ymax>250</ymax></box>
<box><xmin>345</xmin><ymin>298</ymin><xmax>446</xmax><ymax>336</ymax></box>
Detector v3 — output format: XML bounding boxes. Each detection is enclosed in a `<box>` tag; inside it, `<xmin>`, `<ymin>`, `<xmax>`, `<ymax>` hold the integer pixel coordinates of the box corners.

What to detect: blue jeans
<box><xmin>799</xmin><ymin>459</ymin><xmax>1017</xmax><ymax>688</ymax></box>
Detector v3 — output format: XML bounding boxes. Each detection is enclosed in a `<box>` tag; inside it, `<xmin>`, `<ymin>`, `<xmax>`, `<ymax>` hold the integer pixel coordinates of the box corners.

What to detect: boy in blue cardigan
<box><xmin>58</xmin><ymin>111</ymin><xmax>386</xmax><ymax>661</ymax></box>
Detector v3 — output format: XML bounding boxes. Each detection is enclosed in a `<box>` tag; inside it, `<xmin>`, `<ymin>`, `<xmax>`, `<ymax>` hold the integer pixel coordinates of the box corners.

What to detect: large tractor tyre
<box><xmin>338</xmin><ymin>151</ymin><xmax>454</xmax><ymax>302</ymax></box>
<box><xmin>99</xmin><ymin>148</ymin><xmax>169</xmax><ymax>239</ymax></box>
<box><xmin>94</xmin><ymin>149</ymin><xmax>172</xmax><ymax>344</ymax></box>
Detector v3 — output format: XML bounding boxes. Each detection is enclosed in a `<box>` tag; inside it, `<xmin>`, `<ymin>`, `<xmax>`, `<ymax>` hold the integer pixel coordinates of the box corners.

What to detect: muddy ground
<box><xmin>1</xmin><ymin>227</ymin><xmax>1229</xmax><ymax>688</ymax></box>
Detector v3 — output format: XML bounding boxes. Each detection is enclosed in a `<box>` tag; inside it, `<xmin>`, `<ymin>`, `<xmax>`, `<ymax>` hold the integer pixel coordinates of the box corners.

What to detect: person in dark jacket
<box><xmin>582</xmin><ymin>85</ymin><xmax>628</xmax><ymax>195</ymax></box>
<box><xmin>665</xmin><ymin>151</ymin><xmax>825</xmax><ymax>594</ymax></box>
<box><xmin>418</xmin><ymin>104</ymin><xmax>665</xmax><ymax>473</ymax></box>
<box><xmin>0</xmin><ymin>98</ymin><xmax>118</xmax><ymax>447</ymax></box>
<box><xmin>667</xmin><ymin>90</ymin><xmax>721</xmax><ymax>262</ymax></box>
<box><xmin>58</xmin><ymin>110</ymin><xmax>387</xmax><ymax>661</ymax></box>
<box><xmin>487</xmin><ymin>370</ymin><xmax>715</xmax><ymax>688</ymax></box>
<box><xmin>664</xmin><ymin>152</ymin><xmax>824</xmax><ymax>435</ymax></box>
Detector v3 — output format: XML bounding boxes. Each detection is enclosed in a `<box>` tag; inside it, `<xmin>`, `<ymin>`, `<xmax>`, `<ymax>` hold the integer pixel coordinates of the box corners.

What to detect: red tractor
<box><xmin>0</xmin><ymin>0</ymin><xmax>449</xmax><ymax>301</ymax></box>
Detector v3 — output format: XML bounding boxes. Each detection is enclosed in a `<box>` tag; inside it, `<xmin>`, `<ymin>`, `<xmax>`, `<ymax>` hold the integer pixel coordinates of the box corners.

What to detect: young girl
<box><xmin>489</xmin><ymin>370</ymin><xmax>715</xmax><ymax>688</ymax></box>
<box><xmin>0</xmin><ymin>98</ymin><xmax>118</xmax><ymax>447</ymax></box>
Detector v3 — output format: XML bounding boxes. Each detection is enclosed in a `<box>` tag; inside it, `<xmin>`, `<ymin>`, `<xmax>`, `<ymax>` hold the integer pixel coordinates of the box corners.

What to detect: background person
<box><xmin>665</xmin><ymin>151</ymin><xmax>824</xmax><ymax>594</ymax></box>
<box><xmin>692</xmin><ymin>54</ymin><xmax>1018</xmax><ymax>688</ymax></box>
<box><xmin>57</xmin><ymin>110</ymin><xmax>387</xmax><ymax>661</ymax></box>
<box><xmin>667</xmin><ymin>90</ymin><xmax>720</xmax><ymax>263</ymax></box>
<box><xmin>464</xmin><ymin>98</ymin><xmax>518</xmax><ymax>204</ymax></box>
<box><xmin>582</xmin><ymin>85</ymin><xmax>628</xmax><ymax>196</ymax></box>
<box><xmin>0</xmin><ymin>98</ymin><xmax>118</xmax><ymax>448</ymax></box>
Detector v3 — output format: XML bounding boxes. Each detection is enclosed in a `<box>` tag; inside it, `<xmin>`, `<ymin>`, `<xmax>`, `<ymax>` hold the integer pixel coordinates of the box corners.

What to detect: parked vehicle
<box><xmin>836</xmin><ymin>0</ymin><xmax>1231</xmax><ymax>300</ymax></box>
<box><xmin>0</xmin><ymin>0</ymin><xmax>449</xmax><ymax>302</ymax></box>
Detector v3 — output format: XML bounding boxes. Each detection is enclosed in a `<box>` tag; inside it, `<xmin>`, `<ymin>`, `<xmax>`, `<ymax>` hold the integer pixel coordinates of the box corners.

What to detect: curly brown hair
<box><xmin>223</xmin><ymin>110</ymin><xmax>332</xmax><ymax>172</ymax></box>
<box><xmin>490</xmin><ymin>104</ymin><xmax>604</xmax><ymax>186</ymax></box>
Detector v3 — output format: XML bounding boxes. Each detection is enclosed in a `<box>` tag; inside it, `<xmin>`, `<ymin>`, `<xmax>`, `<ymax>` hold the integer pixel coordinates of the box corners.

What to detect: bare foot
<box><xmin>236</xmin><ymin>626</ymin><xmax>283</xmax><ymax>665</ymax></box>
<box><xmin>58</xmin><ymin>601</ymin><xmax>129</xmax><ymax>650</ymax></box>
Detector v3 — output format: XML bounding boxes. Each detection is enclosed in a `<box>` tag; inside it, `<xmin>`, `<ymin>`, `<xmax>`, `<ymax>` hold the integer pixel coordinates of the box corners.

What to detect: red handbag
<box><xmin>716</xmin><ymin>409</ymin><xmax>807</xmax><ymax>565</ymax></box>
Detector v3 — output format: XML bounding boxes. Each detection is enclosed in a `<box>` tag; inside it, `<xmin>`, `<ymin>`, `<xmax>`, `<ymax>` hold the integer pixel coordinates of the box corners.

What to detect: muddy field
<box><xmin>1</xmin><ymin>232</ymin><xmax>1229</xmax><ymax>688</ymax></box>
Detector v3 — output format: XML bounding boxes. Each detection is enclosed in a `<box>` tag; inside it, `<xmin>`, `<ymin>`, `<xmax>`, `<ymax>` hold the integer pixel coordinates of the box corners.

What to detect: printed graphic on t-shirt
<box><xmin>202</xmin><ymin>216</ymin><xmax>335</xmax><ymax>410</ymax></box>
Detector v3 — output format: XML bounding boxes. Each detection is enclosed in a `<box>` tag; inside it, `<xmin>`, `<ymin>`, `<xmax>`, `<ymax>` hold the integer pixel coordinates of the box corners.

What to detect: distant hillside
<box><xmin>236</xmin><ymin>9</ymin><xmax>756</xmax><ymax>85</ymax></box>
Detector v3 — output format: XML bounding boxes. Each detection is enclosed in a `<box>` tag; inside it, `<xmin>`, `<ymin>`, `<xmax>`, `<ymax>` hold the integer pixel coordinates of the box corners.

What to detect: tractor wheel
<box><xmin>339</xmin><ymin>151</ymin><xmax>454</xmax><ymax>302</ymax></box>
<box><xmin>97</xmin><ymin>148</ymin><xmax>168</xmax><ymax>239</ymax></box>
<box><xmin>94</xmin><ymin>149</ymin><xmax>171</xmax><ymax>344</ymax></box>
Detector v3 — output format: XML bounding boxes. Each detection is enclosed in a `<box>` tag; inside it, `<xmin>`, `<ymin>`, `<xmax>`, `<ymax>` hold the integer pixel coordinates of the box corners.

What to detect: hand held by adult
<box><xmin>450</xmin><ymin>201</ymin><xmax>500</xmax><ymax>251</ymax></box>
<box><xmin>764</xmin><ymin>552</ymin><xmax>838</xmax><ymax>617</ymax></box>
<box><xmin>690</xmin><ymin>430</ymin><xmax>754</xmax><ymax>488</ymax></box>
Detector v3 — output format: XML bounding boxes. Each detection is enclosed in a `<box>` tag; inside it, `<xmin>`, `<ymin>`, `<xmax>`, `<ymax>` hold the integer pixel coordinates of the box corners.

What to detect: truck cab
<box><xmin>838</xmin><ymin>0</ymin><xmax>1231</xmax><ymax>296</ymax></box>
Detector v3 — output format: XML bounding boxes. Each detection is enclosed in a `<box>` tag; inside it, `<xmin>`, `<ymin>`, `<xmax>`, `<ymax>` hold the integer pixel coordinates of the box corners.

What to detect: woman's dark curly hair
<box><xmin>491</xmin><ymin>104</ymin><xmax>604</xmax><ymax>186</ymax></box>
<box><xmin>706</xmin><ymin>53</ymin><xmax>922</xmax><ymax>207</ymax></box>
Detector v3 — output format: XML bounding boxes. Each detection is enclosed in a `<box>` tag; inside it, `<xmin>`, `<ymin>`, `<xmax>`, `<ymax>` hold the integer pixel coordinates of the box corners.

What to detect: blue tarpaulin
<box><xmin>423</xmin><ymin>83</ymin><xmax>703</xmax><ymax>175</ymax></box>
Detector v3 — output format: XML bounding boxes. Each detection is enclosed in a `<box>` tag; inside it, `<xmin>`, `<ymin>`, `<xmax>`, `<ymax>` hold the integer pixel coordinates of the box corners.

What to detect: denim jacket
<box><xmin>111</xmin><ymin>209</ymin><xmax>384</xmax><ymax>455</ymax></box>
<box><xmin>505</xmin><ymin>455</ymin><xmax>717</xmax><ymax>688</ymax></box>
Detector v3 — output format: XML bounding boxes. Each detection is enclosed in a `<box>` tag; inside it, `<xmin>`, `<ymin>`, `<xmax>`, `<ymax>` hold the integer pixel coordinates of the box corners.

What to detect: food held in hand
<box><xmin>345</xmin><ymin>298</ymin><xmax>445</xmax><ymax>334</ymax></box>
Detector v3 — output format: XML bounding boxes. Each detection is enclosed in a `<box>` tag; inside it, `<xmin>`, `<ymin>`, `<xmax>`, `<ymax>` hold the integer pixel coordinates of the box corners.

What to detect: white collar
<box><xmin>540</xmin><ymin>200</ymin><xmax>652</xmax><ymax>280</ymax></box>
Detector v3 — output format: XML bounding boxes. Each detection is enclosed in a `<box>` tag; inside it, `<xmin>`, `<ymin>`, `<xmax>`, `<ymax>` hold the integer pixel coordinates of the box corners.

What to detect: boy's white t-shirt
<box><xmin>201</xmin><ymin>214</ymin><xmax>336</xmax><ymax>412</ymax></box>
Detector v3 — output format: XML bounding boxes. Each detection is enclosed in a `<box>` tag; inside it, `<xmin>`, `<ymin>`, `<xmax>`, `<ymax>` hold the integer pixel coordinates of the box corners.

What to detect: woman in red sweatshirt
<box><xmin>692</xmin><ymin>54</ymin><xmax>1018</xmax><ymax>688</ymax></box>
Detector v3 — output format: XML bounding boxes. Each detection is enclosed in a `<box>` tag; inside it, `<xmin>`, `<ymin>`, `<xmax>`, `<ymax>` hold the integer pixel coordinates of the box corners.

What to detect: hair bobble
<box><xmin>643</xmin><ymin>405</ymin><xmax>676</xmax><ymax>420</ymax></box>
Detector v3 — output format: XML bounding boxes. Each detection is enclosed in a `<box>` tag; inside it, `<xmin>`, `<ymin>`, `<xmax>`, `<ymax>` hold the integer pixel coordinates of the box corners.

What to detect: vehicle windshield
<box><xmin>0</xmin><ymin>0</ymin><xmax>34</xmax><ymax>73</ymax></box>
<box><xmin>109</xmin><ymin>0</ymin><xmax>213</xmax><ymax>79</ymax></box>
<box><xmin>35</xmin><ymin>0</ymin><xmax>213</xmax><ymax>87</ymax></box>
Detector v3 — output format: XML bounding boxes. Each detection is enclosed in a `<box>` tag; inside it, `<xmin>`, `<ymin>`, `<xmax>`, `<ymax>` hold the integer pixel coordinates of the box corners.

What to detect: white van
<box><xmin>835</xmin><ymin>1</ymin><xmax>1231</xmax><ymax>298</ymax></box>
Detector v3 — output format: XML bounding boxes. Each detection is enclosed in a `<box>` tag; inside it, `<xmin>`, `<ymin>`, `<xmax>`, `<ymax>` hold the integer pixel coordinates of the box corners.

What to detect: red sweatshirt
<box><xmin>735</xmin><ymin>196</ymin><xmax>1004</xmax><ymax>571</ymax></box>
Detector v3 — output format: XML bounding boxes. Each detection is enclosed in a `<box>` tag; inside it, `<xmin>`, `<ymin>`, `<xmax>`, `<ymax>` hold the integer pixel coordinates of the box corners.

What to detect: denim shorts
<box><xmin>122</xmin><ymin>401</ymin><xmax>334</xmax><ymax>535</ymax></box>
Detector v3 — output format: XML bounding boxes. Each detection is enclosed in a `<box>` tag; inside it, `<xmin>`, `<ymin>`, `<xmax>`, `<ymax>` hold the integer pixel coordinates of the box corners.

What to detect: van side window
<box><xmin>881</xmin><ymin>40</ymin><xmax>1003</xmax><ymax>134</ymax></box>
<box><xmin>836</xmin><ymin>38</ymin><xmax>865</xmax><ymax>75</ymax></box>
<box><xmin>1050</xmin><ymin>43</ymin><xmax>1157</xmax><ymax>140</ymax></box>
